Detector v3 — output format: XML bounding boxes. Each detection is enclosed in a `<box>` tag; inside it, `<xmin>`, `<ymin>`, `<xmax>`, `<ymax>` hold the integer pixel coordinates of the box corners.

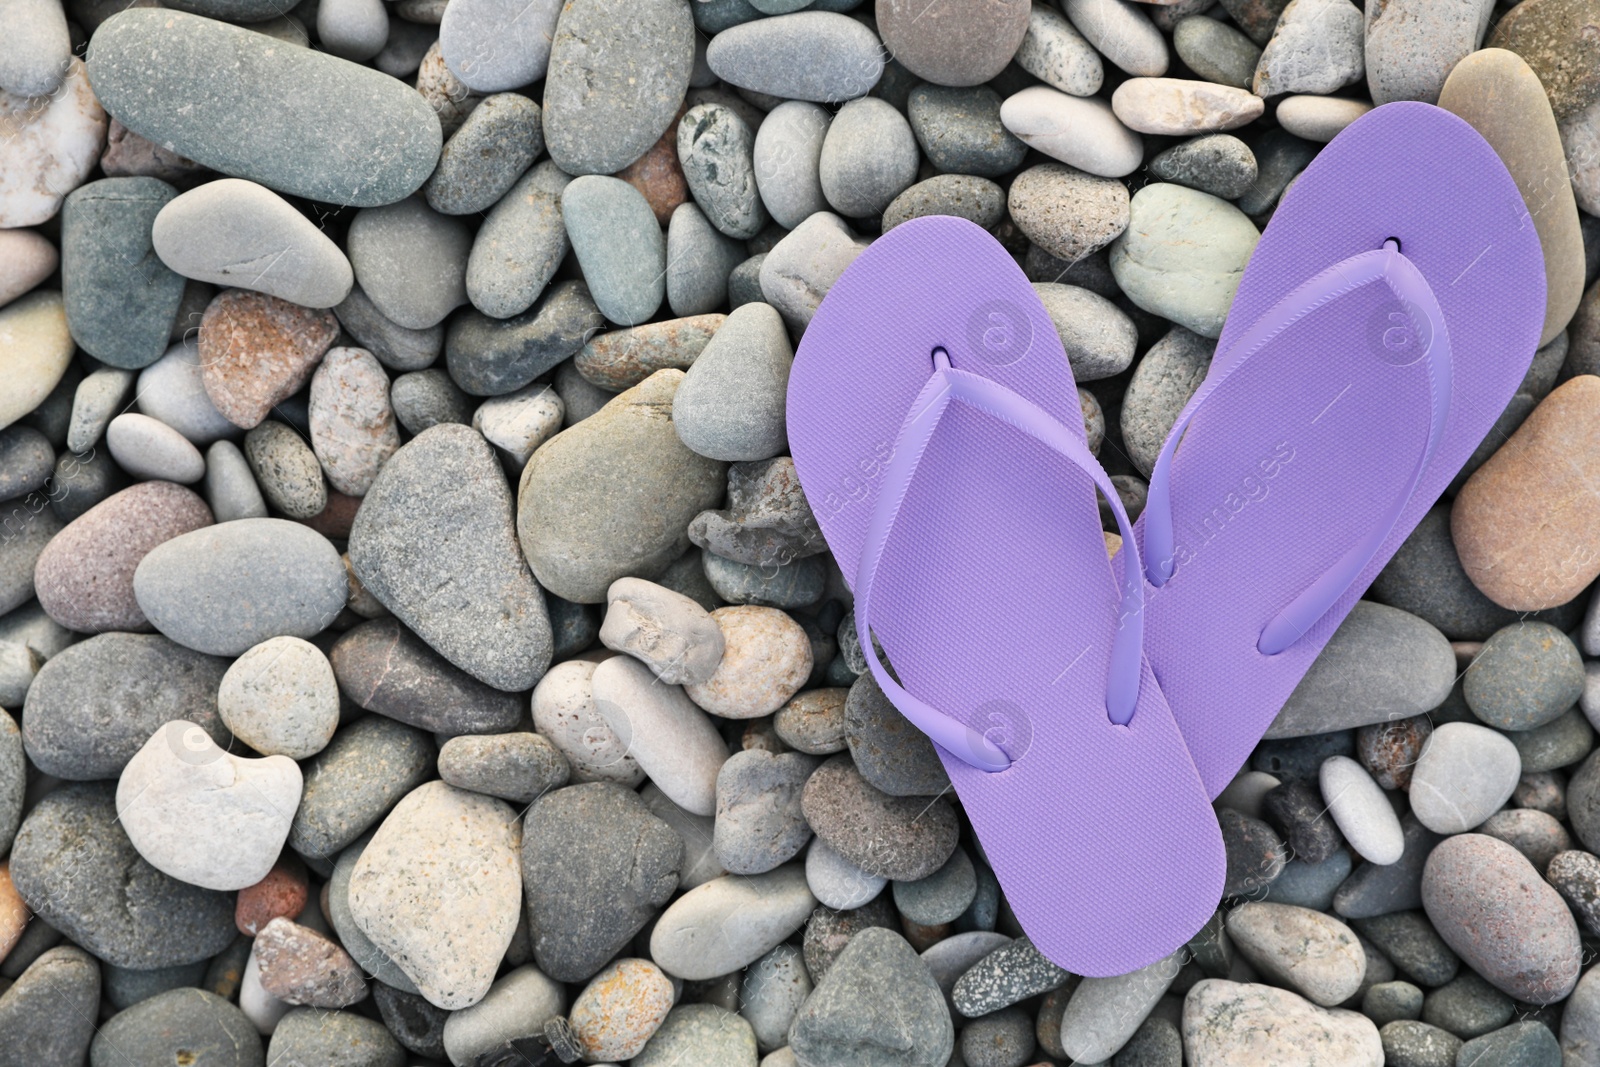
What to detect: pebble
<box><xmin>1109</xmin><ymin>182</ymin><xmax>1259</xmax><ymax>338</ymax></box>
<box><xmin>758</xmin><ymin>212</ymin><xmax>868</xmax><ymax>330</ymax></box>
<box><xmin>219</xmin><ymin>637</ymin><xmax>339</xmax><ymax>759</ymax></box>
<box><xmin>543</xmin><ymin>0</ymin><xmax>692</xmax><ymax>174</ymax></box>
<box><xmin>1333</xmin><ymin>815</ymin><xmax>1442</xmax><ymax>920</ymax></box>
<box><xmin>237</xmin><ymin>855</ymin><xmax>309</xmax><ymax>936</ymax></box>
<box><xmin>1016</xmin><ymin>2</ymin><xmax>1102</xmax><ymax>96</ymax></box>
<box><xmin>1464</xmin><ymin>621</ymin><xmax>1585</xmax><ymax>731</ymax></box>
<box><xmin>0</xmin><ymin>945</ymin><xmax>100</xmax><ymax>1067</ymax></box>
<box><xmin>104</xmin><ymin>412</ymin><xmax>204</xmax><ymax>483</ymax></box>
<box><xmin>1218</xmin><ymin>808</ymin><xmax>1287</xmax><ymax>897</ymax></box>
<box><xmin>1408</xmin><ymin>722</ymin><xmax>1522</xmax><ymax>834</ymax></box>
<box><xmin>133</xmin><ymin>518</ymin><xmax>345</xmax><ymax>656</ymax></box>
<box><xmin>714</xmin><ymin>749</ymin><xmax>818</xmax><ymax>875</ymax></box>
<box><xmin>805</xmin><ymin>836</ymin><xmax>887</xmax><ymax>909</ymax></box>
<box><xmin>450</xmin><ymin>283</ymin><xmax>601</xmax><ymax>398</ymax></box>
<box><xmin>591</xmin><ymin>654</ymin><xmax>728</xmax><ymax>814</ymax></box>
<box><xmin>1033</xmin><ymin>281</ymin><xmax>1138</xmax><ymax>381</ymax></box>
<box><xmin>1372</xmin><ymin>0</ymin><xmax>1494</xmax><ymax>106</ymax></box>
<box><xmin>803</xmin><ymin>754</ymin><xmax>959</xmax><ymax>880</ymax></box>
<box><xmin>632</xmin><ymin>1003</ymin><xmax>758</xmax><ymax>1067</ymax></box>
<box><xmin>1455</xmin><ymin>378</ymin><xmax>1600</xmax><ymax>609</ymax></box>
<box><xmin>347</xmin><ymin>198</ymin><xmax>470</xmax><ymax>330</ymax></box>
<box><xmin>518</xmin><ymin>370</ymin><xmax>726</xmax><ymax>602</ymax></box>
<box><xmin>1182</xmin><ymin>979</ymin><xmax>1381</xmax><ymax>1066</ymax></box>
<box><xmin>62</xmin><ymin>177</ymin><xmax>186</xmax><ymax>369</ymax></box>
<box><xmin>752</xmin><ymin>102</ymin><xmax>830</xmax><ymax>228</ymax></box>
<box><xmin>1320</xmin><ymin>755</ymin><xmax>1405</xmax><ymax>865</ymax></box>
<box><xmin>67</xmin><ymin>367</ymin><xmax>131</xmax><ymax>452</ymax></box>
<box><xmin>1057</xmin><ymin>952</ymin><xmax>1179</xmax><ymax>1062</ymax></box>
<box><xmin>666</xmin><ymin>203</ymin><xmax>745</xmax><ymax>316</ymax></box>
<box><xmin>776</xmin><ymin>689</ymin><xmax>850</xmax><ymax>755</ymax></box>
<box><xmin>0</xmin><ymin>291</ymin><xmax>74</xmax><ymax>433</ymax></box>
<box><xmin>1118</xmin><ymin>324</ymin><xmax>1212</xmax><ymax>474</ymax></box>
<box><xmin>791</xmin><ymin>926</ymin><xmax>953</xmax><ymax>1067</ymax></box>
<box><xmin>1253</xmin><ymin>0</ymin><xmax>1364</xmax><ymax>97</ymax></box>
<box><xmin>0</xmin><ymin>0</ymin><xmax>70</xmax><ymax>98</ymax></box>
<box><xmin>673</xmin><ymin>301</ymin><xmax>792</xmax><ymax>462</ymax></box>
<box><xmin>390</xmin><ymin>369</ymin><xmax>472</xmax><ymax>435</ymax></box>
<box><xmin>1000</xmin><ymin>87</ymin><xmax>1144</xmax><ymax>178</ymax></box>
<box><xmin>882</xmin><ymin>173</ymin><xmax>1005</xmax><ymax>231</ymax></box>
<box><xmin>472</xmin><ymin>383</ymin><xmax>563</xmax><ymax>466</ymax></box>
<box><xmin>1265</xmin><ymin>602</ymin><xmax>1456</xmax><ymax>739</ymax></box>
<box><xmin>523</xmin><ymin>781</ymin><xmax>681</xmax><ymax>982</ymax></box>
<box><xmin>309</xmin><ymin>346</ymin><xmax>399</xmax><ymax>495</ymax></box>
<box><xmin>0</xmin><ymin>230</ymin><xmax>58</xmax><ymax>309</ymax></box>
<box><xmin>742</xmin><ymin>944</ymin><xmax>812</xmax><ymax>1052</ymax></box>
<box><xmin>1422</xmin><ymin>971</ymin><xmax>1514</xmax><ymax>1039</ymax></box>
<box><xmin>152</xmin><ymin>179</ymin><xmax>353</xmax><ymax>308</ymax></box>
<box><xmin>689</xmin><ymin>456</ymin><xmax>824</xmax><ymax>568</ymax></box>
<box><xmin>877</xmin><ymin>0</ymin><xmax>1028</xmax><ymax>85</ymax></box>
<box><xmin>601</xmin><ymin>576</ymin><xmax>725</xmax><ymax>684</ymax></box>
<box><xmin>254</xmin><ymin>917</ymin><xmax>368</xmax><ymax>1007</ymax></box>
<box><xmin>20</xmin><ymin>632</ymin><xmax>229</xmax><ymax>779</ymax></box>
<box><xmin>440</xmin><ymin>0</ymin><xmax>562</xmax><ymax>91</ymax></box>
<box><xmin>1422</xmin><ymin>834</ymin><xmax>1580</xmax><ymax>1004</ymax></box>
<box><xmin>440</xmin><ymin>964</ymin><xmax>565</xmax><ymax>1066</ymax></box>
<box><xmin>334</xmin><ymin>285</ymin><xmax>444</xmax><ymax>372</ymax></box>
<box><xmin>1381</xmin><ymin>1019</ymin><xmax>1462</xmax><ymax>1067</ymax></box>
<box><xmin>93</xmin><ymin>987</ymin><xmax>262</xmax><ymax>1066</ymax></box>
<box><xmin>650</xmin><ymin>864</ymin><xmax>816</xmax><ymax>979</ymax></box>
<box><xmin>818</xmin><ymin>96</ymin><xmax>920</xmax><ymax>219</ymax></box>
<box><xmin>1227</xmin><ymin>902</ymin><xmax>1365</xmax><ymax>1007</ymax></box>
<box><xmin>88</xmin><ymin>10</ymin><xmax>440</xmax><ymax>206</ymax></box>
<box><xmin>242</xmin><ymin>420</ymin><xmax>326</xmax><ymax>518</ymax></box>
<box><xmin>331</xmin><ymin>616</ymin><xmax>523</xmax><ymax>734</ymax></box>
<box><xmin>532</xmin><ymin>659</ymin><xmax>646</xmax><ymax>787</ymax></box>
<box><xmin>318</xmin><ymin>0</ymin><xmax>388</xmax><ymax>61</ymax></box>
<box><xmin>465</xmin><ymin>164</ymin><xmax>571</xmax><ymax>320</ymax></box>
<box><xmin>706</xmin><ymin>12</ymin><xmax>885</xmax><ymax>103</ymax></box>
<box><xmin>350</xmin><ymin>423</ymin><xmax>553</xmax><ymax>690</ymax></box>
<box><xmin>286</xmin><ymin>715</ymin><xmax>437</xmax><ymax>865</ymax></box>
<box><xmin>1148</xmin><ymin>134</ymin><xmax>1259</xmax><ymax>200</ymax></box>
<box><xmin>575</xmin><ymin>313</ymin><xmax>723</xmax><ymax>390</ymax></box>
<box><xmin>416</xmin><ymin>38</ymin><xmax>481</xmax><ymax>138</ymax></box>
<box><xmin>685</xmin><ymin>606</ymin><xmax>813</xmax><ymax>718</ymax></box>
<box><xmin>844</xmin><ymin>671</ymin><xmax>948</xmax><ymax>797</ymax></box>
<box><xmin>1458</xmin><ymin>1021</ymin><xmax>1560</xmax><ymax>1067</ymax></box>
<box><xmin>1061</xmin><ymin>0</ymin><xmax>1168</xmax><ymax>75</ymax></box>
<box><xmin>678</xmin><ymin>103</ymin><xmax>767</xmax><ymax>240</ymax></box>
<box><xmin>33</xmin><ymin>481</ymin><xmax>212</xmax><ymax>634</ymax></box>
<box><xmin>10</xmin><ymin>781</ymin><xmax>237</xmax><ymax>968</ymax></box>
<box><xmin>0</xmin><ymin>59</ymin><xmax>106</xmax><ymax>229</ymax></box>
<box><xmin>424</xmin><ymin>94</ymin><xmax>543</xmax><ymax>217</ymax></box>
<box><xmin>438</xmin><ymin>731</ymin><xmax>569</xmax><ymax>802</ymax></box>
<box><xmin>1112</xmin><ymin>77</ymin><xmax>1264</xmax><ymax>135</ymax></box>
<box><xmin>906</xmin><ymin>85</ymin><xmax>1026</xmax><ymax>179</ymax></box>
<box><xmin>1512</xmin><ymin>706</ymin><xmax>1594</xmax><ymax>772</ymax></box>
<box><xmin>117</xmin><ymin>720</ymin><xmax>302</xmax><ymax>890</ymax></box>
<box><xmin>198</xmin><ymin>289</ymin><xmax>339</xmax><ymax>430</ymax></box>
<box><xmin>1174</xmin><ymin>14</ymin><xmax>1263</xmax><ymax>89</ymax></box>
<box><xmin>350</xmin><ymin>782</ymin><xmax>521</xmax><ymax>1009</ymax></box>
<box><xmin>1548</xmin><ymin>848</ymin><xmax>1600</xmax><ymax>937</ymax></box>
<box><xmin>1265</xmin><ymin>850</ymin><xmax>1353</xmax><ymax>912</ymax></box>
<box><xmin>951</xmin><ymin>935</ymin><xmax>1069</xmax><ymax>1017</ymax></box>
<box><xmin>566</xmin><ymin>957</ymin><xmax>675</xmax><ymax>1062</ymax></box>
<box><xmin>1364</xmin><ymin>980</ymin><xmax>1424</xmax><ymax>1027</ymax></box>
<box><xmin>641</xmin><ymin>781</ymin><xmax>723</xmax><ymax>888</ymax></box>
<box><xmin>562</xmin><ymin>175</ymin><xmax>667</xmax><ymax>326</ymax></box>
<box><xmin>265</xmin><ymin>1007</ymin><xmax>404</xmax><ymax>1067</ymax></box>
<box><xmin>1276</xmin><ymin>94</ymin><xmax>1374</xmax><ymax>141</ymax></box>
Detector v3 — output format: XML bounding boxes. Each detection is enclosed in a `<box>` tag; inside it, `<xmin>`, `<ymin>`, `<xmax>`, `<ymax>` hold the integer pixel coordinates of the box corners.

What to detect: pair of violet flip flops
<box><xmin>786</xmin><ymin>101</ymin><xmax>1547</xmax><ymax>977</ymax></box>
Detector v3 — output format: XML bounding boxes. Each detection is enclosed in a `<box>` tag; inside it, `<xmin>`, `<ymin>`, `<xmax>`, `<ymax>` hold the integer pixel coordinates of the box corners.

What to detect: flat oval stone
<box><xmin>801</xmin><ymin>754</ymin><xmax>959</xmax><ymax>880</ymax></box>
<box><xmin>308</xmin><ymin>346</ymin><xmax>399</xmax><ymax>496</ymax></box>
<box><xmin>10</xmin><ymin>781</ymin><xmax>237</xmax><ymax>968</ymax></box>
<box><xmin>466</xmin><ymin>161</ymin><xmax>572</xmax><ymax>320</ymax></box>
<box><xmin>1321</xmin><ymin>755</ymin><xmax>1404</xmax><ymax>865</ymax></box>
<box><xmin>679</xmin><ymin>104</ymin><xmax>766</xmax><ymax>240</ymax></box>
<box><xmin>104</xmin><ymin>413</ymin><xmax>205</xmax><ymax>486</ymax></box>
<box><xmin>649</xmin><ymin>864</ymin><xmax>816</xmax><ymax>979</ymax></box>
<box><xmin>1409</xmin><ymin>722</ymin><xmax>1521</xmax><ymax>835</ymax></box>
<box><xmin>1110</xmin><ymin>182</ymin><xmax>1260</xmax><ymax>338</ymax></box>
<box><xmin>287</xmin><ymin>715</ymin><xmax>436</xmax><ymax>861</ymax></box>
<box><xmin>117</xmin><ymin>721</ymin><xmax>302</xmax><ymax>890</ymax></box>
<box><xmin>438</xmin><ymin>731</ymin><xmax>569</xmax><ymax>802</ymax></box>
<box><xmin>666</xmin><ymin>202</ymin><xmax>745</xmax><ymax>317</ymax></box>
<box><xmin>153</xmin><ymin>179</ymin><xmax>354</xmax><ymax>309</ymax></box>
<box><xmin>591</xmin><ymin>654</ymin><xmax>729</xmax><ymax>815</ymax></box>
<box><xmin>1422</xmin><ymin>833</ymin><xmax>1581</xmax><ymax>1004</ymax></box>
<box><xmin>424</xmin><ymin>93</ymin><xmax>543</xmax><ymax>218</ymax></box>
<box><xmin>518</xmin><ymin>370</ymin><xmax>726</xmax><ymax>602</ymax></box>
<box><xmin>1000</xmin><ymin>87</ymin><xmax>1144</xmax><ymax>178</ymax></box>
<box><xmin>1174</xmin><ymin>13</ymin><xmax>1263</xmax><ymax>88</ymax></box>
<box><xmin>907</xmin><ymin>85</ymin><xmax>1026</xmax><ymax>178</ymax></box>
<box><xmin>34</xmin><ymin>481</ymin><xmax>213</xmax><ymax>633</ymax></box>
<box><xmin>331</xmin><ymin>617</ymin><xmax>524</xmax><ymax>734</ymax></box>
<box><xmin>440</xmin><ymin>0</ymin><xmax>562</xmax><ymax>91</ymax></box>
<box><xmin>1033</xmin><ymin>282</ymin><xmax>1137</xmax><ymax>382</ymax></box>
<box><xmin>62</xmin><ymin>177</ymin><xmax>186</xmax><ymax>369</ymax></box>
<box><xmin>244</xmin><ymin>420</ymin><xmax>327</xmax><ymax>519</ymax></box>
<box><xmin>542</xmin><ymin>0</ymin><xmax>694</xmax><ymax>175</ymax></box>
<box><xmin>819</xmin><ymin>96</ymin><xmax>919</xmax><ymax>219</ymax></box>
<box><xmin>0</xmin><ymin>58</ymin><xmax>106</xmax><ymax>229</ymax></box>
<box><xmin>877</xmin><ymin>0</ymin><xmax>1029</xmax><ymax>87</ymax></box>
<box><xmin>706</xmin><ymin>12</ymin><xmax>885</xmax><ymax>103</ymax></box>
<box><xmin>347</xmin><ymin>198</ymin><xmax>470</xmax><ymax>330</ymax></box>
<box><xmin>266</xmin><ymin>1008</ymin><xmax>404</xmax><ymax>1066</ymax></box>
<box><xmin>349</xmin><ymin>423</ymin><xmax>553</xmax><ymax>691</ymax></box>
<box><xmin>1487</xmin><ymin>0</ymin><xmax>1600</xmax><ymax>120</ymax></box>
<box><xmin>1453</xmin><ymin>377</ymin><xmax>1600</xmax><ymax>610</ymax></box>
<box><xmin>334</xmin><ymin>284</ymin><xmax>443</xmax><ymax>371</ymax></box>
<box><xmin>0</xmin><ymin>290</ymin><xmax>74</xmax><ymax>431</ymax></box>
<box><xmin>1110</xmin><ymin>77</ymin><xmax>1264</xmax><ymax>135</ymax></box>
<box><xmin>1061</xmin><ymin>0</ymin><xmax>1168</xmax><ymax>75</ymax></box>
<box><xmin>198</xmin><ymin>288</ymin><xmax>339</xmax><ymax>430</ymax></box>
<box><xmin>0</xmin><ymin>229</ymin><xmax>58</xmax><ymax>308</ymax></box>
<box><xmin>575</xmin><ymin>314</ymin><xmax>723</xmax><ymax>390</ymax></box>
<box><xmin>87</xmin><ymin>9</ymin><xmax>441</xmax><ymax>206</ymax></box>
<box><xmin>563</xmin><ymin>176</ymin><xmax>666</xmax><ymax>326</ymax></box>
<box><xmin>882</xmin><ymin>174</ymin><xmax>1005</xmax><ymax>232</ymax></box>
<box><xmin>1464</xmin><ymin>621</ymin><xmax>1585</xmax><ymax>731</ymax></box>
<box><xmin>133</xmin><ymin>518</ymin><xmax>347</xmax><ymax>656</ymax></box>
<box><xmin>1276</xmin><ymin>94</ymin><xmax>1373</xmax><ymax>141</ymax></box>
<box><xmin>350</xmin><ymin>781</ymin><xmax>522</xmax><ymax>1009</ymax></box>
<box><xmin>752</xmin><ymin>101</ymin><xmax>829</xmax><ymax>230</ymax></box>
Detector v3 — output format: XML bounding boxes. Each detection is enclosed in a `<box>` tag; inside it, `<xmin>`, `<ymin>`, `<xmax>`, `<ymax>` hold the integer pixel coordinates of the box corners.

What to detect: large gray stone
<box><xmin>789</xmin><ymin>927</ymin><xmax>953</xmax><ymax>1067</ymax></box>
<box><xmin>562</xmin><ymin>176</ymin><xmax>666</xmax><ymax>326</ymax></box>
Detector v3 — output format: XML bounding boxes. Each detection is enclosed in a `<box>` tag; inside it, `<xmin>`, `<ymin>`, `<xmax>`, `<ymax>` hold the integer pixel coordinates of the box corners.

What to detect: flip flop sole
<box><xmin>1136</xmin><ymin>102</ymin><xmax>1547</xmax><ymax>798</ymax></box>
<box><xmin>788</xmin><ymin>216</ymin><xmax>1225</xmax><ymax>976</ymax></box>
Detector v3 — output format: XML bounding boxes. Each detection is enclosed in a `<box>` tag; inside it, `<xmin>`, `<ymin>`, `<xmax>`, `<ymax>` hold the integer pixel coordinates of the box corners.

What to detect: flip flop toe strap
<box><xmin>1143</xmin><ymin>239</ymin><xmax>1453</xmax><ymax>655</ymax></box>
<box><xmin>854</xmin><ymin>349</ymin><xmax>1146</xmax><ymax>774</ymax></box>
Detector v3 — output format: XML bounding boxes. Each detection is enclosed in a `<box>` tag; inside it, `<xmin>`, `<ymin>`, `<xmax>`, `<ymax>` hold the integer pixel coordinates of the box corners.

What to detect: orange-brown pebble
<box><xmin>236</xmin><ymin>854</ymin><xmax>309</xmax><ymax>936</ymax></box>
<box><xmin>568</xmin><ymin>957</ymin><xmax>675</xmax><ymax>1062</ymax></box>
<box><xmin>617</xmin><ymin>103</ymin><xmax>690</xmax><ymax>227</ymax></box>
<box><xmin>298</xmin><ymin>489</ymin><xmax>364</xmax><ymax>540</ymax></box>
<box><xmin>197</xmin><ymin>288</ymin><xmax>339</xmax><ymax>430</ymax></box>
<box><xmin>0</xmin><ymin>861</ymin><xmax>31</xmax><ymax>964</ymax></box>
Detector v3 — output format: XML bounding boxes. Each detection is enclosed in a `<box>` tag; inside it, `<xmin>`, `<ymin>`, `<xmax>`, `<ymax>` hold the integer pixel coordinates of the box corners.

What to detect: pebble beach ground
<box><xmin>3</xmin><ymin>0</ymin><xmax>1600</xmax><ymax>1065</ymax></box>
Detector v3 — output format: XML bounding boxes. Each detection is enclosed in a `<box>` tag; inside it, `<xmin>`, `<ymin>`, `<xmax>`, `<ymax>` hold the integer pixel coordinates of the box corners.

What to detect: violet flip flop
<box><xmin>1131</xmin><ymin>101</ymin><xmax>1547</xmax><ymax>799</ymax></box>
<box><xmin>786</xmin><ymin>215</ymin><xmax>1225</xmax><ymax>977</ymax></box>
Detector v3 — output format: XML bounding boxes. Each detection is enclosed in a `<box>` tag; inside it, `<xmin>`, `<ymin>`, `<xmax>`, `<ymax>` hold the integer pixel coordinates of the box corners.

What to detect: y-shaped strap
<box><xmin>854</xmin><ymin>349</ymin><xmax>1147</xmax><ymax>773</ymax></box>
<box><xmin>1143</xmin><ymin>239</ymin><xmax>1453</xmax><ymax>655</ymax></box>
